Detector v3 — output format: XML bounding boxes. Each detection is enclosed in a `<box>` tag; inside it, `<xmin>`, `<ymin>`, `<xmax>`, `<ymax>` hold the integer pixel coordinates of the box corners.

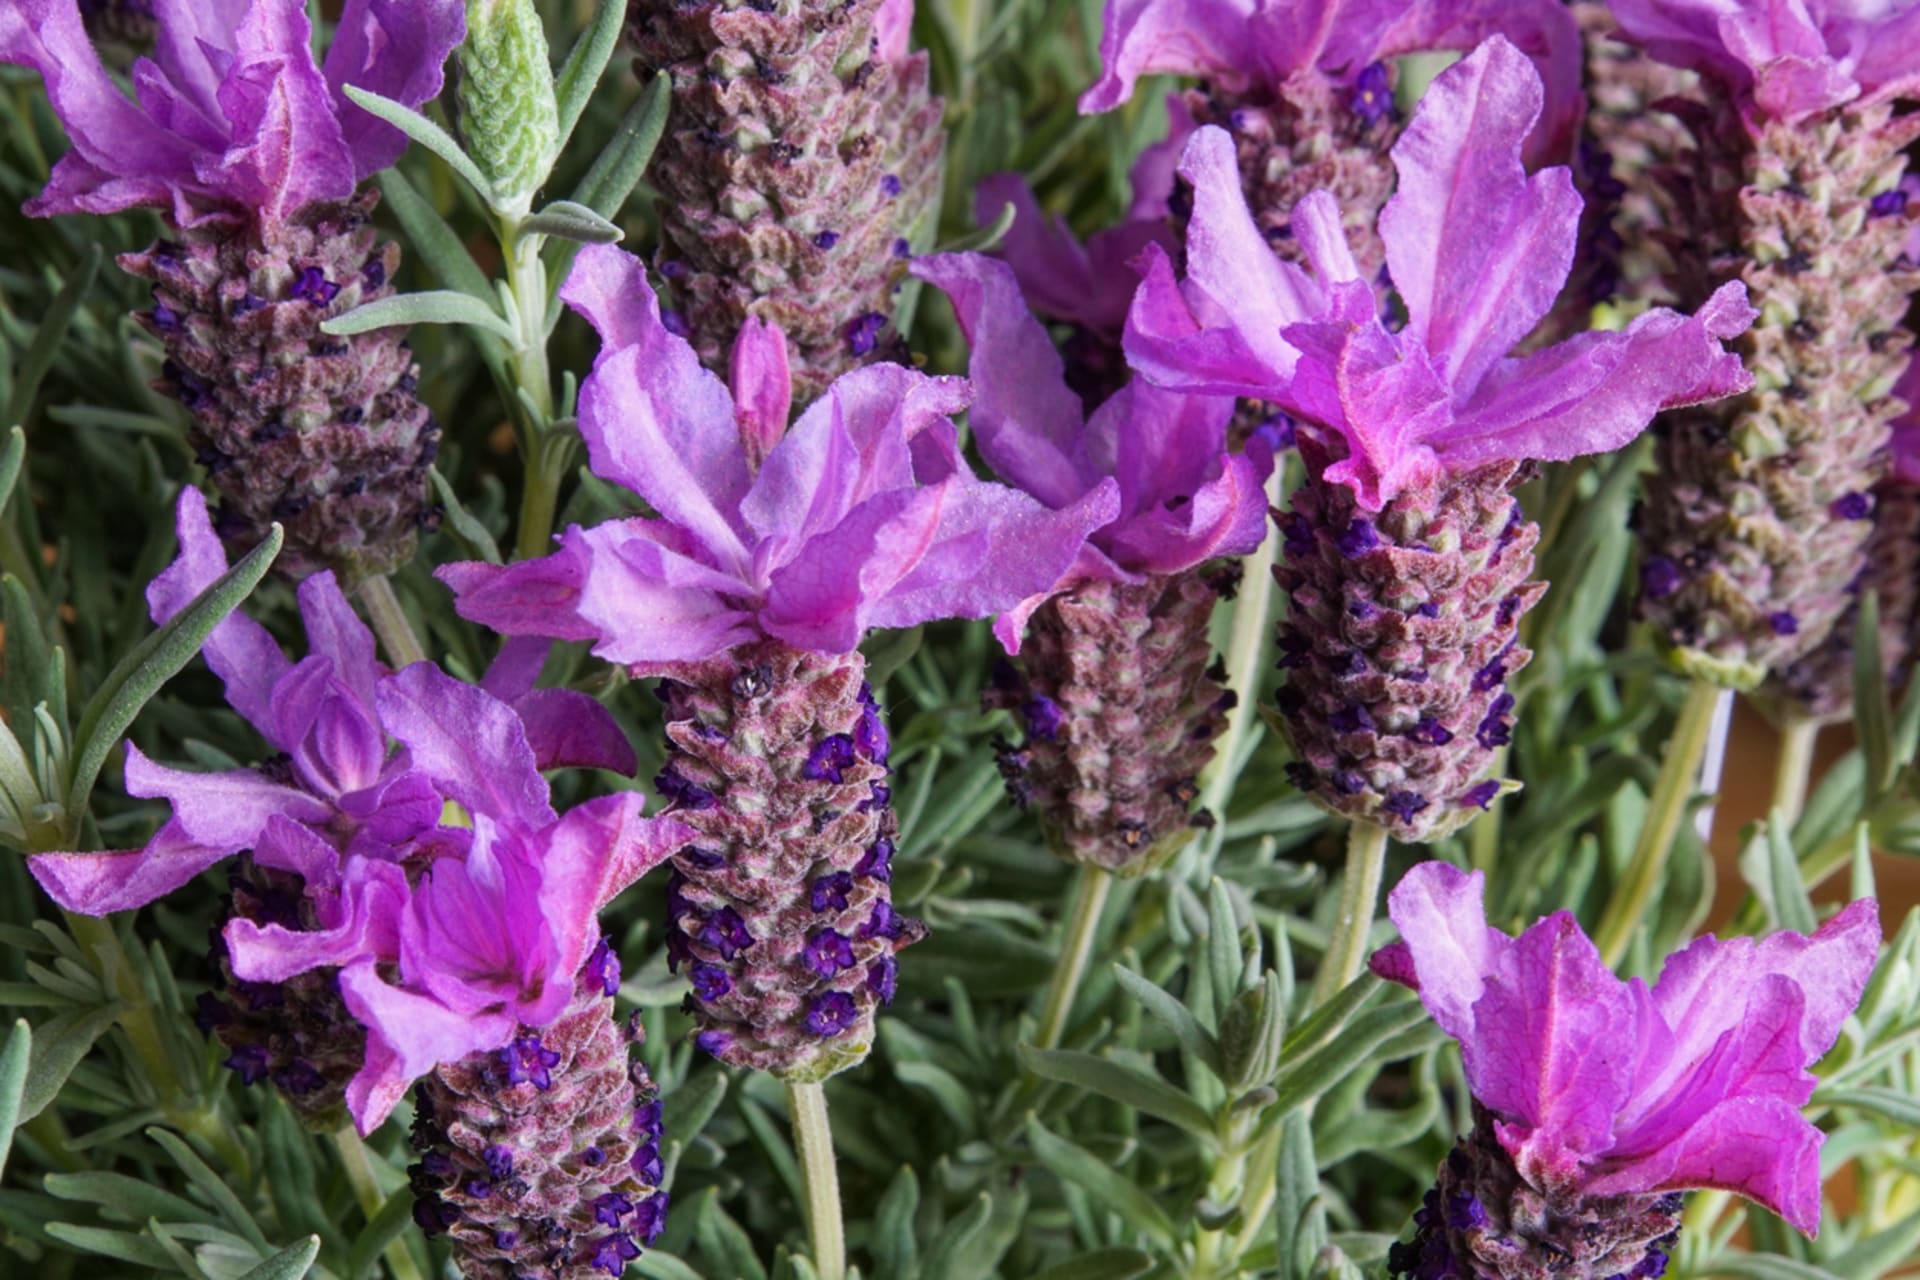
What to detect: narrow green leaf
<box><xmin>522</xmin><ymin>200</ymin><xmax>624</xmax><ymax>245</ymax></box>
<box><xmin>933</xmin><ymin>198</ymin><xmax>1017</xmax><ymax>256</ymax></box>
<box><xmin>346</xmin><ymin>1185</ymin><xmax>416</xmax><ymax>1280</ymax></box>
<box><xmin>1853</xmin><ymin>592</ymin><xmax>1893</xmax><ymax>794</ymax></box>
<box><xmin>1272</xmin><ymin>1108</ymin><xmax>1325</xmax><ymax>1276</ymax></box>
<box><xmin>635</xmin><ymin>1251</ymin><xmax>706</xmax><ymax>1280</ymax></box>
<box><xmin>895</xmin><ymin>1059</ymin><xmax>981</xmax><ymax>1131</ymax></box>
<box><xmin>1023</xmin><ymin>1115</ymin><xmax>1176</xmax><ymax>1247</ymax></box>
<box><xmin>1817</xmin><ymin>1086</ymin><xmax>1920</xmax><ymax>1128</ymax></box>
<box><xmin>1764</xmin><ymin>812</ymin><xmax>1817</xmax><ymax>936</ymax></box>
<box><xmin>1270</xmin><ymin>998</ymin><xmax>1430</xmax><ymax>1117</ymax></box>
<box><xmin>1018</xmin><ymin>1045</ymin><xmax>1214</xmax><ymax>1137</ymax></box>
<box><xmin>1031</xmin><ymin>1247</ymin><xmax>1155</xmax><ymax>1280</ymax></box>
<box><xmin>1113</xmin><ymin>963</ymin><xmax>1219</xmax><ymax>1070</ymax></box>
<box><xmin>0</xmin><ymin>426</ymin><xmax>27</xmax><ymax>514</ymax></box>
<box><xmin>43</xmin><ymin>1171</ymin><xmax>209</xmax><ymax>1225</ymax></box>
<box><xmin>6</xmin><ymin>245</ymin><xmax>100</xmax><ymax>427</ymax></box>
<box><xmin>66</xmin><ymin>524</ymin><xmax>281</xmax><ymax>822</ymax></box>
<box><xmin>235</xmin><ymin>1235</ymin><xmax>321</xmax><ymax>1280</ymax></box>
<box><xmin>20</xmin><ymin>1004</ymin><xmax>119</xmax><ymax>1122</ymax></box>
<box><xmin>375</xmin><ymin>167</ymin><xmax>495</xmax><ymax>301</ymax></box>
<box><xmin>1280</xmin><ymin>972</ymin><xmax>1380</xmax><ymax>1060</ymax></box>
<box><xmin>694</xmin><ymin>1188</ymin><xmax>769</xmax><ymax>1280</ymax></box>
<box><xmin>322</xmin><ymin>289</ymin><xmax>518</xmax><ymax>343</ymax></box>
<box><xmin>920</xmin><ymin>1191</ymin><xmax>992</xmax><ymax>1279</ymax></box>
<box><xmin>871</xmin><ymin>1165</ymin><xmax>920</xmax><ymax>1279</ymax></box>
<box><xmin>428</xmin><ymin>468</ymin><xmax>504</xmax><ymax>565</ymax></box>
<box><xmin>147</xmin><ymin>1126</ymin><xmax>273</xmax><ymax>1253</ymax></box>
<box><xmin>572</xmin><ymin>74</ymin><xmax>670</xmax><ymax>219</ymax></box>
<box><xmin>554</xmin><ymin>0</ymin><xmax>626</xmax><ymax>148</ymax></box>
<box><xmin>664</xmin><ymin>1065</ymin><xmax>729</xmax><ymax>1146</ymax></box>
<box><xmin>42</xmin><ymin>1222</ymin><xmax>176</xmax><ymax>1267</ymax></box>
<box><xmin>0</xmin><ymin>1020</ymin><xmax>29</xmax><ymax>1177</ymax></box>
<box><xmin>1205</xmin><ymin>879</ymin><xmax>1241</xmax><ymax>1012</ymax></box>
<box><xmin>1824</xmin><ymin>1204</ymin><xmax>1920</xmax><ymax>1280</ymax></box>
<box><xmin>2</xmin><ymin>574</ymin><xmax>57</xmax><ymax>758</ymax></box>
<box><xmin>342</xmin><ymin>86</ymin><xmax>493</xmax><ymax>199</ymax></box>
<box><xmin>1711</xmin><ymin>1256</ymin><xmax>1842</xmax><ymax>1280</ymax></box>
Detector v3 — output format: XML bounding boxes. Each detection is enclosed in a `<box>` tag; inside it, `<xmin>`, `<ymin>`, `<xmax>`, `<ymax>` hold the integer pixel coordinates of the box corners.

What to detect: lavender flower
<box><xmin>1375</xmin><ymin>862</ymin><xmax>1879</xmax><ymax>1277</ymax></box>
<box><xmin>1079</xmin><ymin>0</ymin><xmax>1583</xmax><ymax>283</ymax></box>
<box><xmin>1123</xmin><ymin>37</ymin><xmax>1754</xmax><ymax>839</ymax></box>
<box><xmin>0</xmin><ymin>0</ymin><xmax>465</xmax><ymax>581</ymax></box>
<box><xmin>1614</xmin><ymin>0</ymin><xmax>1920</xmax><ymax>686</ymax></box>
<box><xmin>625</xmin><ymin>0</ymin><xmax>943</xmax><ymax>401</ymax></box>
<box><xmin>916</xmin><ymin>251</ymin><xmax>1268</xmax><ymax>872</ymax></box>
<box><xmin>444</xmin><ymin>244</ymin><xmax>1104</xmax><ymax>1080</ymax></box>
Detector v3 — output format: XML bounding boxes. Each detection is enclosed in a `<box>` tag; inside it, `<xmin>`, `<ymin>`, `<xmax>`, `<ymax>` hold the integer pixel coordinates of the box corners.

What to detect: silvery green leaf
<box><xmin>66</xmin><ymin>525</ymin><xmax>281</xmax><ymax>828</ymax></box>
<box><xmin>546</xmin><ymin>74</ymin><xmax>671</xmax><ymax>330</ymax></box>
<box><xmin>1023</xmin><ymin>1116</ymin><xmax>1176</xmax><ymax>1247</ymax></box>
<box><xmin>554</xmin><ymin>0</ymin><xmax>626</xmax><ymax>148</ymax></box>
<box><xmin>871</xmin><ymin>1165</ymin><xmax>920</xmax><ymax>1279</ymax></box>
<box><xmin>0</xmin><ymin>1019</ymin><xmax>28</xmax><ymax>1178</ymax></box>
<box><xmin>1017</xmin><ymin>1045</ymin><xmax>1214</xmax><ymax>1137</ymax></box>
<box><xmin>321</xmin><ymin>290</ymin><xmax>518</xmax><ymax>344</ymax></box>
<box><xmin>20</xmin><ymin>1004</ymin><xmax>120</xmax><ymax>1122</ymax></box>
<box><xmin>345</xmin><ymin>1185</ymin><xmax>414</xmax><ymax>1280</ymax></box>
<box><xmin>1032</xmin><ymin>1248</ymin><xmax>1154</xmax><ymax>1280</ymax></box>
<box><xmin>429</xmin><ymin>469</ymin><xmax>504</xmax><ymax>566</ymax></box>
<box><xmin>232</xmin><ymin>1235</ymin><xmax>319</xmax><ymax>1280</ymax></box>
<box><xmin>374</xmin><ymin>168</ymin><xmax>495</xmax><ymax>303</ymax></box>
<box><xmin>6</xmin><ymin>245</ymin><xmax>98</xmax><ymax>428</ymax></box>
<box><xmin>341</xmin><ymin>85</ymin><xmax>494</xmax><ymax>201</ymax></box>
<box><xmin>694</xmin><ymin>1188</ymin><xmax>768</xmax><ymax>1280</ymax></box>
<box><xmin>1271</xmin><ymin>998</ymin><xmax>1430</xmax><ymax>1117</ymax></box>
<box><xmin>521</xmin><ymin>200</ymin><xmax>624</xmax><ymax>245</ymax></box>
<box><xmin>42</xmin><ymin>1223</ymin><xmax>176</xmax><ymax>1268</ymax></box>
<box><xmin>933</xmin><ymin>198</ymin><xmax>1017</xmax><ymax>256</ymax></box>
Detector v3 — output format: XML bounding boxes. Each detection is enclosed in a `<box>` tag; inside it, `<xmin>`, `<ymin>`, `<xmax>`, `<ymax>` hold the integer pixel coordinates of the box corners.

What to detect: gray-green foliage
<box><xmin>2</xmin><ymin>1</ymin><xmax>1920</xmax><ymax>1279</ymax></box>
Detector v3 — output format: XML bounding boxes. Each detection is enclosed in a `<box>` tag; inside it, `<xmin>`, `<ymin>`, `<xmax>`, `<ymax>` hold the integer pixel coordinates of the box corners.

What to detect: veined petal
<box><xmin>1374</xmin><ymin>862</ymin><xmax>1508</xmax><ymax>1042</ymax></box>
<box><xmin>509</xmin><ymin>689</ymin><xmax>637</xmax><ymax>776</ymax></box>
<box><xmin>28</xmin><ymin>820</ymin><xmax>231</xmax><ymax>915</ymax></box>
<box><xmin>204</xmin><ymin>1</ymin><xmax>357</xmax><ymax>218</ymax></box>
<box><xmin>536</xmin><ymin>791</ymin><xmax>690</xmax><ymax>981</ymax></box>
<box><xmin>913</xmin><ymin>252</ymin><xmax>1098</xmax><ymax>510</ymax></box>
<box><xmin>124</xmin><ymin>743</ymin><xmax>332</xmax><ymax>848</ymax></box>
<box><xmin>1078</xmin><ymin>0</ymin><xmax>1259</xmax><ymax>112</ymax></box>
<box><xmin>375</xmin><ymin>662</ymin><xmax>554</xmax><ymax>831</ymax></box>
<box><xmin>569</xmin><ymin>520</ymin><xmax>757</xmax><ymax>671</ymax></box>
<box><xmin>340</xmin><ymin>960</ymin><xmax>515</xmax><ymax>1134</ymax></box>
<box><xmin>296</xmin><ymin>571</ymin><xmax>380</xmax><ymax>710</ymax></box>
<box><xmin>225</xmin><ymin>849</ymin><xmax>408</xmax><ymax>983</ymax></box>
<box><xmin>439</xmin><ymin>539</ymin><xmax>601</xmax><ymax>643</ymax></box>
<box><xmin>322</xmin><ymin>0</ymin><xmax>466</xmax><ymax>178</ymax></box>
<box><xmin>1379</xmin><ymin>36</ymin><xmax>1580</xmax><ymax>395</ymax></box>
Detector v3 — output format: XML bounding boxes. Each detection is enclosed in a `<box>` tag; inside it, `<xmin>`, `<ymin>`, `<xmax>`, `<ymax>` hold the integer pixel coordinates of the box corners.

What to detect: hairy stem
<box><xmin>787</xmin><ymin>1079</ymin><xmax>846</xmax><ymax>1280</ymax></box>
<box><xmin>358</xmin><ymin>574</ymin><xmax>426</xmax><ymax>669</ymax></box>
<box><xmin>1310</xmin><ymin>820</ymin><xmax>1390</xmax><ymax>1007</ymax></box>
<box><xmin>1032</xmin><ymin>865</ymin><xmax>1115</xmax><ymax>1052</ymax></box>
<box><xmin>502</xmin><ymin>224</ymin><xmax>562</xmax><ymax>562</ymax></box>
<box><xmin>1593</xmin><ymin>679</ymin><xmax>1724</xmax><ymax>967</ymax></box>
<box><xmin>331</xmin><ymin>1126</ymin><xmax>426</xmax><ymax>1280</ymax></box>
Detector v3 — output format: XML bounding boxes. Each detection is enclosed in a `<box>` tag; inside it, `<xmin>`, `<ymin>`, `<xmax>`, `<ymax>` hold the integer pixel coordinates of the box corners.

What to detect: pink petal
<box><xmin>1609</xmin><ymin>1094</ymin><xmax>1825</xmax><ymax>1235</ymax></box>
<box><xmin>205</xmin><ymin>1</ymin><xmax>357</xmax><ymax>219</ymax></box>
<box><xmin>479</xmin><ymin>636</ymin><xmax>551</xmax><ymax>703</ymax></box>
<box><xmin>562</xmin><ymin>246</ymin><xmax>752</xmax><ymax>565</ymax></box>
<box><xmin>147</xmin><ymin>490</ymin><xmax>291</xmax><ymax>744</ymax></box>
<box><xmin>913</xmin><ymin>252</ymin><xmax>1098</xmax><ymax>510</ymax></box>
<box><xmin>1378</xmin><ymin>37</ymin><xmax>1581</xmax><ymax>395</ymax></box>
<box><xmin>1378</xmin><ymin>862</ymin><xmax>1508</xmax><ymax>1042</ymax></box>
<box><xmin>28</xmin><ymin>820</ymin><xmax>229</xmax><ymax>915</ymax></box>
<box><xmin>569</xmin><ymin>520</ymin><xmax>758</xmax><ymax>671</ymax></box>
<box><xmin>873</xmin><ymin>0</ymin><xmax>914</xmax><ymax>63</ymax></box>
<box><xmin>374</xmin><ymin>662</ymin><xmax>554</xmax><ymax>831</ymax></box>
<box><xmin>340</xmin><ymin>960</ymin><xmax>514</xmax><ymax>1134</ymax></box>
<box><xmin>225</xmin><ymin>851</ymin><xmax>408</xmax><ymax>983</ymax></box>
<box><xmin>402</xmin><ymin>827</ymin><xmax>554</xmax><ymax>1018</ymax></box>
<box><xmin>1078</xmin><ymin>0</ymin><xmax>1258</xmax><ymax>112</ymax></box>
<box><xmin>322</xmin><ymin>0</ymin><xmax>466</xmax><ymax>179</ymax></box>
<box><xmin>536</xmin><ymin>791</ymin><xmax>691</xmax><ymax>980</ymax></box>
<box><xmin>509</xmin><ymin>689</ymin><xmax>638</xmax><ymax>776</ymax></box>
<box><xmin>439</xmin><ymin>541</ymin><xmax>601</xmax><ymax>643</ymax></box>
<box><xmin>730</xmin><ymin>316</ymin><xmax>793</xmax><ymax>470</ymax></box>
<box><xmin>125</xmin><ymin>743</ymin><xmax>333</xmax><ymax>848</ymax></box>
<box><xmin>296</xmin><ymin>571</ymin><xmax>380</xmax><ymax>709</ymax></box>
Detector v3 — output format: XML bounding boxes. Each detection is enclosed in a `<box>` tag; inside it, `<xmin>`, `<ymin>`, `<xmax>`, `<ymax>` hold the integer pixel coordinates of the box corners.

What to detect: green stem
<box><xmin>1309</xmin><ymin>820</ymin><xmax>1390</xmax><ymax>1007</ymax></box>
<box><xmin>358</xmin><ymin>575</ymin><xmax>426</xmax><ymax>669</ymax></box>
<box><xmin>502</xmin><ymin>223</ymin><xmax>561</xmax><ymax>562</ymax></box>
<box><xmin>1772</xmin><ymin>717</ymin><xmax>1820</xmax><ymax>828</ymax></box>
<box><xmin>1468</xmin><ymin>745</ymin><xmax>1509</xmax><ymax>875</ymax></box>
<box><xmin>1592</xmin><ymin>679</ymin><xmax>1724</xmax><ymax>967</ymax></box>
<box><xmin>1194</xmin><ymin>469</ymin><xmax>1283</xmax><ymax>871</ymax></box>
<box><xmin>331</xmin><ymin>1127</ymin><xmax>426</xmax><ymax>1280</ymax></box>
<box><xmin>786</xmin><ymin>1080</ymin><xmax>846</xmax><ymax>1280</ymax></box>
<box><xmin>1032</xmin><ymin>865</ymin><xmax>1114</xmax><ymax>1052</ymax></box>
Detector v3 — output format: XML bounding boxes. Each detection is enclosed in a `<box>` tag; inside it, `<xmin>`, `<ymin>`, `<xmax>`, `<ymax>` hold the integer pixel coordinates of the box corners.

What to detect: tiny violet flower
<box><xmin>1374</xmin><ymin>863</ymin><xmax>1879</xmax><ymax>1278</ymax></box>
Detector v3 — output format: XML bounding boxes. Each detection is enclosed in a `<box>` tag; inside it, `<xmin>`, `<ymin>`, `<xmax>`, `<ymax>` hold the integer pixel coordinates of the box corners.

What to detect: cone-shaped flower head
<box><xmin>624</xmin><ymin>0</ymin><xmax>944</xmax><ymax>401</ymax></box>
<box><xmin>1124</xmin><ymin>37</ymin><xmax>1753</xmax><ymax>839</ymax></box>
<box><xmin>2</xmin><ymin>1</ymin><xmax>467</xmax><ymax>582</ymax></box>
<box><xmin>1611</xmin><ymin>0</ymin><xmax>1920</xmax><ymax>125</ymax></box>
<box><xmin>0</xmin><ymin>0</ymin><xmax>464</xmax><ymax>225</ymax></box>
<box><xmin>1080</xmin><ymin>0</ymin><xmax>1583</xmax><ymax>285</ymax></box>
<box><xmin>1618</xmin><ymin>7</ymin><xmax>1920</xmax><ymax>687</ymax></box>
<box><xmin>915</xmin><ymin>251</ymin><xmax>1267</xmax><ymax>871</ymax></box>
<box><xmin>444</xmin><ymin>243</ymin><xmax>1107</xmax><ymax>1080</ymax></box>
<box><xmin>1374</xmin><ymin>862</ymin><xmax>1879</xmax><ymax>1279</ymax></box>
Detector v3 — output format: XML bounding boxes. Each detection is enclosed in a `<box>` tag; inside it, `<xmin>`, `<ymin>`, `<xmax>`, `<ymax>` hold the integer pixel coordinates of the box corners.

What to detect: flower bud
<box><xmin>455</xmin><ymin>0</ymin><xmax>561</xmax><ymax>211</ymax></box>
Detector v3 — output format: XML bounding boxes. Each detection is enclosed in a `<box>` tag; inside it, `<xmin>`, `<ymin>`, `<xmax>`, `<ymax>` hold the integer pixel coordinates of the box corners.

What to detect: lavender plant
<box><xmin>3</xmin><ymin>4</ymin><xmax>1920</xmax><ymax>1280</ymax></box>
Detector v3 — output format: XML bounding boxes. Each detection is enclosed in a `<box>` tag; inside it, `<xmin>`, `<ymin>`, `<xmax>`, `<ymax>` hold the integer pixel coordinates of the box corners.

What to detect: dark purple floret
<box><xmin>689</xmin><ymin>962</ymin><xmax>732</xmax><ymax>1000</ymax></box>
<box><xmin>493</xmin><ymin>1228</ymin><xmax>518</xmax><ymax>1250</ymax></box>
<box><xmin>412</xmin><ymin>1195</ymin><xmax>455</xmax><ymax>1235</ymax></box>
<box><xmin>631</xmin><ymin>1141</ymin><xmax>663</xmax><ymax>1185</ymax></box>
<box><xmin>880</xmin><ymin>174</ymin><xmax>902</xmax><ymax>197</ymax></box>
<box><xmin>846</xmin><ymin>311</ymin><xmax>887</xmax><ymax>355</ymax></box>
<box><xmin>289</xmin><ymin>267</ymin><xmax>340</xmax><ymax>306</ymax></box>
<box><xmin>802</xmin><ymin>733</ymin><xmax>858</xmax><ymax>782</ymax></box>
<box><xmin>483</xmin><ymin>1144</ymin><xmax>514</xmax><ymax>1180</ymax></box>
<box><xmin>660</xmin><ymin>258</ymin><xmax>687</xmax><ymax>279</ymax></box>
<box><xmin>273</xmin><ymin>1059</ymin><xmax>325</xmax><ymax>1095</ymax></box>
<box><xmin>804</xmin><ymin>929</ymin><xmax>855</xmax><ymax>977</ymax></box>
<box><xmin>694</xmin><ymin>1029</ymin><xmax>731</xmax><ymax>1057</ymax></box>
<box><xmin>1870</xmin><ymin>188</ymin><xmax>1909</xmax><ymax>217</ymax></box>
<box><xmin>655</xmin><ymin>764</ymin><xmax>719</xmax><ymax>810</ymax></box>
<box><xmin>1768</xmin><ymin>610</ymin><xmax>1799</xmax><ymax>636</ymax></box>
<box><xmin>1494</xmin><ymin>594</ymin><xmax>1521</xmax><ymax>627</ymax></box>
<box><xmin>152</xmin><ymin>301</ymin><xmax>182</xmax><ymax>331</ymax></box>
<box><xmin>1329</xmin><ymin>704</ymin><xmax>1375</xmax><ymax>734</ymax></box>
<box><xmin>813</xmin><ymin>230</ymin><xmax>841</xmax><ymax>249</ymax></box>
<box><xmin>854</xmin><ymin>691</ymin><xmax>890</xmax><ymax>763</ymax></box>
<box><xmin>661</xmin><ymin>309</ymin><xmax>691</xmax><ymax>337</ymax></box>
<box><xmin>501</xmin><ymin>1034</ymin><xmax>561</xmax><ymax>1091</ymax></box>
<box><xmin>805</xmin><ymin>990</ymin><xmax>859</xmax><ymax>1036</ymax></box>
<box><xmin>698</xmin><ymin>906</ymin><xmax>753</xmax><ymax>958</ymax></box>
<box><xmin>464</xmin><ymin>1178</ymin><xmax>492</xmax><ymax>1199</ymax></box>
<box><xmin>581</xmin><ymin>1144</ymin><xmax>607</xmax><ymax>1167</ymax></box>
<box><xmin>854</xmin><ymin>836</ymin><xmax>894</xmax><ymax>879</ymax></box>
<box><xmin>1347</xmin><ymin>599</ymin><xmax>1377</xmax><ymax>620</ymax></box>
<box><xmin>362</xmin><ymin>259</ymin><xmax>387</xmax><ymax>288</ymax></box>
<box><xmin>1831</xmin><ymin>491</ymin><xmax>1873</xmax><ymax>520</ymax></box>
<box><xmin>633</xmin><ymin>1192</ymin><xmax>669</xmax><ymax>1245</ymax></box>
<box><xmin>1337</xmin><ymin>518</ymin><xmax>1380</xmax><ymax>557</ymax></box>
<box><xmin>1641</xmin><ymin>555</ymin><xmax>1684</xmax><ymax>600</ymax></box>
<box><xmin>1025</xmin><ymin>694</ymin><xmax>1064</xmax><ymax>742</ymax></box>
<box><xmin>1350</xmin><ymin>61</ymin><xmax>1394</xmax><ymax>124</ymax></box>
<box><xmin>634</xmin><ymin>1100</ymin><xmax>664</xmax><ymax>1141</ymax></box>
<box><xmin>1279</xmin><ymin>511</ymin><xmax>1315</xmax><ymax>556</ymax></box>
<box><xmin>860</xmin><ymin>899</ymin><xmax>905</xmax><ymax>940</ymax></box>
<box><xmin>1413</xmin><ymin>602</ymin><xmax>1440</xmax><ymax>619</ymax></box>
<box><xmin>1472</xmin><ymin>654</ymin><xmax>1507</xmax><ymax>692</ymax></box>
<box><xmin>810</xmin><ymin>871</ymin><xmax>854</xmax><ymax>912</ymax></box>
<box><xmin>868</xmin><ymin>955</ymin><xmax>898</xmax><ymax>1004</ymax></box>
<box><xmin>1382</xmin><ymin>790</ymin><xmax>1429</xmax><ymax>823</ymax></box>
<box><xmin>225</xmin><ymin>1043</ymin><xmax>271</xmax><ymax>1085</ymax></box>
<box><xmin>595</xmin><ymin>1192</ymin><xmax>633</xmax><ymax>1227</ymax></box>
<box><xmin>891</xmin><ymin>237</ymin><xmax>911</xmax><ymax>257</ymax></box>
<box><xmin>682</xmin><ymin>846</ymin><xmax>725</xmax><ymax>870</ymax></box>
<box><xmin>1475</xmin><ymin>693</ymin><xmax>1515</xmax><ymax>750</ymax></box>
<box><xmin>1460</xmin><ymin>780</ymin><xmax>1501</xmax><ymax>810</ymax></box>
<box><xmin>586</xmin><ymin>938</ymin><xmax>621</xmax><ymax>997</ymax></box>
<box><xmin>193</xmin><ymin>991</ymin><xmax>233</xmax><ymax>1030</ymax></box>
<box><xmin>1444</xmin><ymin>1193</ymin><xmax>1487</xmax><ymax>1231</ymax></box>
<box><xmin>591</xmin><ymin>1231</ymin><xmax>641</xmax><ymax>1275</ymax></box>
<box><xmin>1332</xmin><ymin>769</ymin><xmax>1366</xmax><ymax>795</ymax></box>
<box><xmin>1410</xmin><ymin>717</ymin><xmax>1453</xmax><ymax>746</ymax></box>
<box><xmin>859</xmin><ymin>781</ymin><xmax>892</xmax><ymax>812</ymax></box>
